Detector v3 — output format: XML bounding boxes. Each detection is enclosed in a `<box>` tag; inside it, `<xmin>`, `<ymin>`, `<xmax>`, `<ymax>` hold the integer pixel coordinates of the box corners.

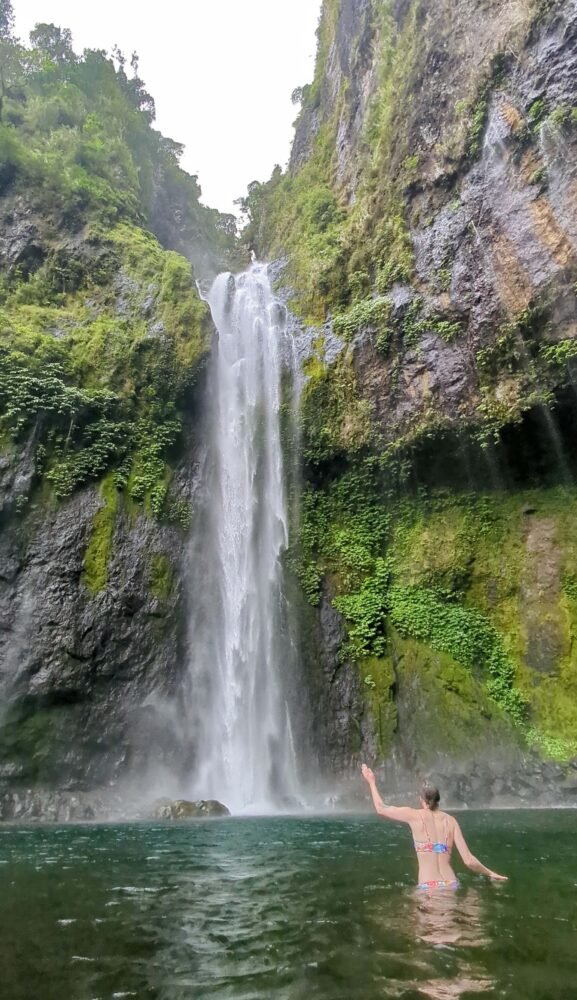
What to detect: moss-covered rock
<box><xmin>83</xmin><ymin>474</ymin><xmax>118</xmax><ymax>594</ymax></box>
<box><xmin>154</xmin><ymin>799</ymin><xmax>231</xmax><ymax>820</ymax></box>
<box><xmin>0</xmin><ymin>23</ymin><xmax>235</xmax><ymax>797</ymax></box>
<box><xmin>268</xmin><ymin>0</ymin><xmax>577</xmax><ymax>774</ymax></box>
<box><xmin>149</xmin><ymin>552</ymin><xmax>173</xmax><ymax>601</ymax></box>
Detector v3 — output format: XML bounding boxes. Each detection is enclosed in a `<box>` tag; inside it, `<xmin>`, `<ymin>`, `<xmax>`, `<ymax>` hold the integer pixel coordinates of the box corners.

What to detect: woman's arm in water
<box><xmin>361</xmin><ymin>765</ymin><xmax>415</xmax><ymax>823</ymax></box>
<box><xmin>452</xmin><ymin>819</ymin><xmax>508</xmax><ymax>880</ymax></box>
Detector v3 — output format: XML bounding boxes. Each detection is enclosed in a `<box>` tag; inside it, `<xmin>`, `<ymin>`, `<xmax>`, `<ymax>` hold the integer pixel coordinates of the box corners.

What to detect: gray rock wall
<box><xmin>0</xmin><ymin>442</ymin><xmax>201</xmax><ymax>794</ymax></box>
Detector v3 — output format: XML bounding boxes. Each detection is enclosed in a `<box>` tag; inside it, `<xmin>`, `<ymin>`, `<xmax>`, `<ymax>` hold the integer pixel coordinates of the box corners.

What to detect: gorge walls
<box><xmin>0</xmin><ymin>29</ymin><xmax>240</xmax><ymax>813</ymax></box>
<box><xmin>247</xmin><ymin>0</ymin><xmax>577</xmax><ymax>799</ymax></box>
<box><xmin>3</xmin><ymin>2</ymin><xmax>577</xmax><ymax>814</ymax></box>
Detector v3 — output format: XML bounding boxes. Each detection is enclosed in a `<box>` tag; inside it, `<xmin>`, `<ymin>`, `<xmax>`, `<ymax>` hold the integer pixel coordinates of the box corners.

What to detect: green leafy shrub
<box><xmin>334</xmin><ymin>558</ymin><xmax>390</xmax><ymax>659</ymax></box>
<box><xmin>332</xmin><ymin>296</ymin><xmax>392</xmax><ymax>342</ymax></box>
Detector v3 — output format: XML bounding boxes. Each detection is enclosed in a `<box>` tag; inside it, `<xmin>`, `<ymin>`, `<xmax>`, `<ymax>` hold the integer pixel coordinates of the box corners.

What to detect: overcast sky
<box><xmin>15</xmin><ymin>0</ymin><xmax>322</xmax><ymax>215</ymax></box>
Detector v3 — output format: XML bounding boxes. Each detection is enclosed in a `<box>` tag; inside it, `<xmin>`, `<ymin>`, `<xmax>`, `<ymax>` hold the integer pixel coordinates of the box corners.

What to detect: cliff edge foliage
<box><xmin>252</xmin><ymin>0</ymin><xmax>577</xmax><ymax>765</ymax></box>
<box><xmin>0</xmin><ymin>4</ymin><xmax>238</xmax><ymax>523</ymax></box>
<box><xmin>0</xmin><ymin>2</ymin><xmax>247</xmax><ymax>791</ymax></box>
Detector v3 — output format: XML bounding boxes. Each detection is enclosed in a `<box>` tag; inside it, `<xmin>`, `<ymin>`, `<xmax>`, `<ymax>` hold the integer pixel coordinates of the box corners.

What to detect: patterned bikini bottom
<box><xmin>417</xmin><ymin>879</ymin><xmax>460</xmax><ymax>891</ymax></box>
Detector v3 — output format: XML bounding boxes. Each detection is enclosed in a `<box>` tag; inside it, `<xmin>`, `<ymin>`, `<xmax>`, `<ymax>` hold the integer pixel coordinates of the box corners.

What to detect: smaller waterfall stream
<box><xmin>187</xmin><ymin>264</ymin><xmax>301</xmax><ymax>813</ymax></box>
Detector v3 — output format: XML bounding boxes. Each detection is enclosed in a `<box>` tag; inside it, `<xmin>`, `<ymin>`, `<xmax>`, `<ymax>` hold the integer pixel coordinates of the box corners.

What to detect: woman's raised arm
<box><xmin>361</xmin><ymin>764</ymin><xmax>416</xmax><ymax>823</ymax></box>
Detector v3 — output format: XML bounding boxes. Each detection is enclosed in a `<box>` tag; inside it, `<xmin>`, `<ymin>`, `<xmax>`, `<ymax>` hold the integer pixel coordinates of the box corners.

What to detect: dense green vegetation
<box><xmin>237</xmin><ymin>0</ymin><xmax>424</xmax><ymax>322</ymax></box>
<box><xmin>293</xmin><ymin>450</ymin><xmax>577</xmax><ymax>760</ymax></box>
<box><xmin>2</xmin><ymin>0</ymin><xmax>577</xmax><ymax>780</ymax></box>
<box><xmin>269</xmin><ymin>0</ymin><xmax>577</xmax><ymax>763</ymax></box>
<box><xmin>0</xmin><ymin>9</ymin><xmax>237</xmax><ymax>256</ymax></box>
<box><xmin>0</xmin><ymin>221</ymin><xmax>211</xmax><ymax>512</ymax></box>
<box><xmin>0</xmin><ymin>4</ymin><xmax>237</xmax><ymax>548</ymax></box>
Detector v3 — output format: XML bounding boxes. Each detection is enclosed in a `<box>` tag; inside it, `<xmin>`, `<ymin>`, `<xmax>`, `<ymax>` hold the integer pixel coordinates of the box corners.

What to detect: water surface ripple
<box><xmin>1</xmin><ymin>811</ymin><xmax>576</xmax><ymax>999</ymax></box>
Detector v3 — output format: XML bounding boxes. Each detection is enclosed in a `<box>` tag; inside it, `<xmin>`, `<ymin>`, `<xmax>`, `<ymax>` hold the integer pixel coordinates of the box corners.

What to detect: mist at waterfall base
<box><xmin>182</xmin><ymin>264</ymin><xmax>307</xmax><ymax>815</ymax></box>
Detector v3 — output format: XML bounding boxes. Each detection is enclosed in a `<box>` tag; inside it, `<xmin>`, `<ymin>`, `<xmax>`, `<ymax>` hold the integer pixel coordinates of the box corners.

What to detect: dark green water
<box><xmin>1</xmin><ymin>811</ymin><xmax>576</xmax><ymax>999</ymax></box>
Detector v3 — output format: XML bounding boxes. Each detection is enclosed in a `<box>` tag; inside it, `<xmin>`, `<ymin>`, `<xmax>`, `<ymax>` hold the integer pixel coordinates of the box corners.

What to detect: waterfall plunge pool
<box><xmin>1</xmin><ymin>810</ymin><xmax>576</xmax><ymax>999</ymax></box>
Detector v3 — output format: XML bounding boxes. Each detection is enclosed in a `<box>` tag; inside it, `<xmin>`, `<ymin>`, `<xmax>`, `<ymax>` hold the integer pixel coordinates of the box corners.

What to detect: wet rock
<box><xmin>153</xmin><ymin>799</ymin><xmax>231</xmax><ymax>820</ymax></box>
<box><xmin>0</xmin><ymin>446</ymin><xmax>201</xmax><ymax>792</ymax></box>
<box><xmin>0</xmin><ymin>789</ymin><xmax>99</xmax><ymax>823</ymax></box>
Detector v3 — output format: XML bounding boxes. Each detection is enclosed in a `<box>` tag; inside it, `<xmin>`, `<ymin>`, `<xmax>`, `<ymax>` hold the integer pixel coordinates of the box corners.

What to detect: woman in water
<box><xmin>361</xmin><ymin>764</ymin><xmax>507</xmax><ymax>889</ymax></box>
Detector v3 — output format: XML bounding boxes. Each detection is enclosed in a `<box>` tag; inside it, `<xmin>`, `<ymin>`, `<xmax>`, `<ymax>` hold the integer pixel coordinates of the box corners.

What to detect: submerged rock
<box><xmin>153</xmin><ymin>799</ymin><xmax>231</xmax><ymax>820</ymax></box>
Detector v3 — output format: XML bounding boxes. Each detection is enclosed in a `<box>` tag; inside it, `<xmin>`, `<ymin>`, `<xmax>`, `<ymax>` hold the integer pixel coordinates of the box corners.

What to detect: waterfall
<box><xmin>186</xmin><ymin>263</ymin><xmax>301</xmax><ymax>814</ymax></box>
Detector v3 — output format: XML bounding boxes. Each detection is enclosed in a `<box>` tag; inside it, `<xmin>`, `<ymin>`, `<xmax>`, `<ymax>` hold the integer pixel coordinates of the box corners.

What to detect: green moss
<box><xmin>529</xmin><ymin>165</ymin><xmax>548</xmax><ymax>189</ymax></box>
<box><xmin>372</xmin><ymin>210</ymin><xmax>415</xmax><ymax>293</ymax></box>
<box><xmin>149</xmin><ymin>552</ymin><xmax>173</xmax><ymax>600</ymax></box>
<box><xmin>388</xmin><ymin>501</ymin><xmax>476</xmax><ymax>598</ymax></box>
<box><xmin>0</xmin><ymin>704</ymin><xmax>79</xmax><ymax>785</ymax></box>
<box><xmin>298</xmin><ymin>447</ymin><xmax>577</xmax><ymax>760</ymax></box>
<box><xmin>334</xmin><ymin>558</ymin><xmax>390</xmax><ymax>659</ymax></box>
<box><xmin>436</xmin><ymin>266</ymin><xmax>453</xmax><ymax>292</ymax></box>
<box><xmin>291</xmin><ymin>457</ymin><xmax>389</xmax><ymax>604</ymax></box>
<box><xmin>361</xmin><ymin>655</ymin><xmax>397</xmax><ymax>755</ymax></box>
<box><xmin>388</xmin><ymin>584</ymin><xmax>526</xmax><ymax>723</ymax></box>
<box><xmin>256</xmin><ymin>123</ymin><xmax>347</xmax><ymax>323</ymax></box>
<box><xmin>390</xmin><ymin>631</ymin><xmax>514</xmax><ymax>759</ymax></box>
<box><xmin>301</xmin><ymin>350</ymin><xmax>375</xmax><ymax>465</ymax></box>
<box><xmin>82</xmin><ymin>474</ymin><xmax>118</xmax><ymax>594</ymax></box>
<box><xmin>528</xmin><ymin>97</ymin><xmax>547</xmax><ymax>128</ymax></box>
<box><xmin>157</xmin><ymin>253</ymin><xmax>208</xmax><ymax>368</ymax></box>
<box><xmin>386</xmin><ymin>487</ymin><xmax>577</xmax><ymax>750</ymax></box>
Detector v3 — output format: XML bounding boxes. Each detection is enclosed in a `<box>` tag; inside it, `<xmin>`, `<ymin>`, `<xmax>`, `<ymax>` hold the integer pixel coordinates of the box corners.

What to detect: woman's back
<box><xmin>409</xmin><ymin>809</ymin><xmax>458</xmax><ymax>886</ymax></box>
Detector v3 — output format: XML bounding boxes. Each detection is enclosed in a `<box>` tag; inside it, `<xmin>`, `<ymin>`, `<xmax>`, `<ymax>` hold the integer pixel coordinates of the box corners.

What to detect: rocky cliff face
<box><xmin>0</xmin><ymin>451</ymin><xmax>200</xmax><ymax>794</ymax></box>
<box><xmin>0</xmin><ymin>215</ymin><xmax>210</xmax><ymax>810</ymax></box>
<box><xmin>3</xmin><ymin>2</ymin><xmax>577</xmax><ymax>815</ymax></box>
<box><xmin>0</xmin><ymin>30</ymin><xmax>235</xmax><ymax>814</ymax></box>
<box><xmin>255</xmin><ymin>0</ymin><xmax>577</xmax><ymax>794</ymax></box>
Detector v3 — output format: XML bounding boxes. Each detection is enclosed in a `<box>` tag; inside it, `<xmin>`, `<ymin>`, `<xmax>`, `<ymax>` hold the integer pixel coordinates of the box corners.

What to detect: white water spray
<box><xmin>187</xmin><ymin>264</ymin><xmax>301</xmax><ymax>813</ymax></box>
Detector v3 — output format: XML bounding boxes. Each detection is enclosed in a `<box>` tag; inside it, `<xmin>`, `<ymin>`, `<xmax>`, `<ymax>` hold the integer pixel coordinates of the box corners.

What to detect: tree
<box><xmin>112</xmin><ymin>44</ymin><xmax>126</xmax><ymax>73</ymax></box>
<box><xmin>123</xmin><ymin>53</ymin><xmax>155</xmax><ymax>123</ymax></box>
<box><xmin>234</xmin><ymin>166</ymin><xmax>283</xmax><ymax>252</ymax></box>
<box><xmin>291</xmin><ymin>83</ymin><xmax>311</xmax><ymax>107</ymax></box>
<box><xmin>0</xmin><ymin>0</ymin><xmax>14</xmax><ymax>41</ymax></box>
<box><xmin>0</xmin><ymin>0</ymin><xmax>18</xmax><ymax>122</ymax></box>
<box><xmin>29</xmin><ymin>23</ymin><xmax>75</xmax><ymax>65</ymax></box>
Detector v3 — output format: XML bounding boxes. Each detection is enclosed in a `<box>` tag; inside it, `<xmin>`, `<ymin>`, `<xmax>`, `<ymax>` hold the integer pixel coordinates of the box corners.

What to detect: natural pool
<box><xmin>1</xmin><ymin>810</ymin><xmax>575</xmax><ymax>999</ymax></box>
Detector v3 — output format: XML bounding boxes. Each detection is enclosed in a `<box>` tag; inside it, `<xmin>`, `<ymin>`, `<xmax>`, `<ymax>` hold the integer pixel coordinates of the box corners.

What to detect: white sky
<box><xmin>15</xmin><ymin>0</ymin><xmax>322</xmax><ymax>215</ymax></box>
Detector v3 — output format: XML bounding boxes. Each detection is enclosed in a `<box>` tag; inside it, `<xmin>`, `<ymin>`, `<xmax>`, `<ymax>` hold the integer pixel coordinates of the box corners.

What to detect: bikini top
<box><xmin>414</xmin><ymin>840</ymin><xmax>450</xmax><ymax>854</ymax></box>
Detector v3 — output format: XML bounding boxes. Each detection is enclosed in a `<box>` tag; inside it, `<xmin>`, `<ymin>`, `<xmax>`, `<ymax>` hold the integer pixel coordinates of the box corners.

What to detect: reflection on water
<box><xmin>417</xmin><ymin>974</ymin><xmax>493</xmax><ymax>1000</ymax></box>
<box><xmin>364</xmin><ymin>881</ymin><xmax>493</xmax><ymax>999</ymax></box>
<box><xmin>412</xmin><ymin>889</ymin><xmax>493</xmax><ymax>999</ymax></box>
<box><xmin>414</xmin><ymin>887</ymin><xmax>487</xmax><ymax>948</ymax></box>
<box><xmin>1</xmin><ymin>812</ymin><xmax>577</xmax><ymax>999</ymax></box>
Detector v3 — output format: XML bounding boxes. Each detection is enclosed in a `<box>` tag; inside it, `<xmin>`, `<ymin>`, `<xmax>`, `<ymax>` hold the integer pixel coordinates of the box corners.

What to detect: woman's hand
<box><xmin>361</xmin><ymin>764</ymin><xmax>375</xmax><ymax>785</ymax></box>
<box><xmin>489</xmin><ymin>871</ymin><xmax>508</xmax><ymax>881</ymax></box>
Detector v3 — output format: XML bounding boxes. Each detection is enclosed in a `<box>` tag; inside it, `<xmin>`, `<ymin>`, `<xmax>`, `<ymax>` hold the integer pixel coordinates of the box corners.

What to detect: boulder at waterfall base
<box><xmin>153</xmin><ymin>799</ymin><xmax>231</xmax><ymax>819</ymax></box>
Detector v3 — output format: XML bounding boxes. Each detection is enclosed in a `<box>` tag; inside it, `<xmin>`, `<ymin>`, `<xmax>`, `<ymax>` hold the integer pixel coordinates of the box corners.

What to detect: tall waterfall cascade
<box><xmin>187</xmin><ymin>264</ymin><xmax>302</xmax><ymax>814</ymax></box>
